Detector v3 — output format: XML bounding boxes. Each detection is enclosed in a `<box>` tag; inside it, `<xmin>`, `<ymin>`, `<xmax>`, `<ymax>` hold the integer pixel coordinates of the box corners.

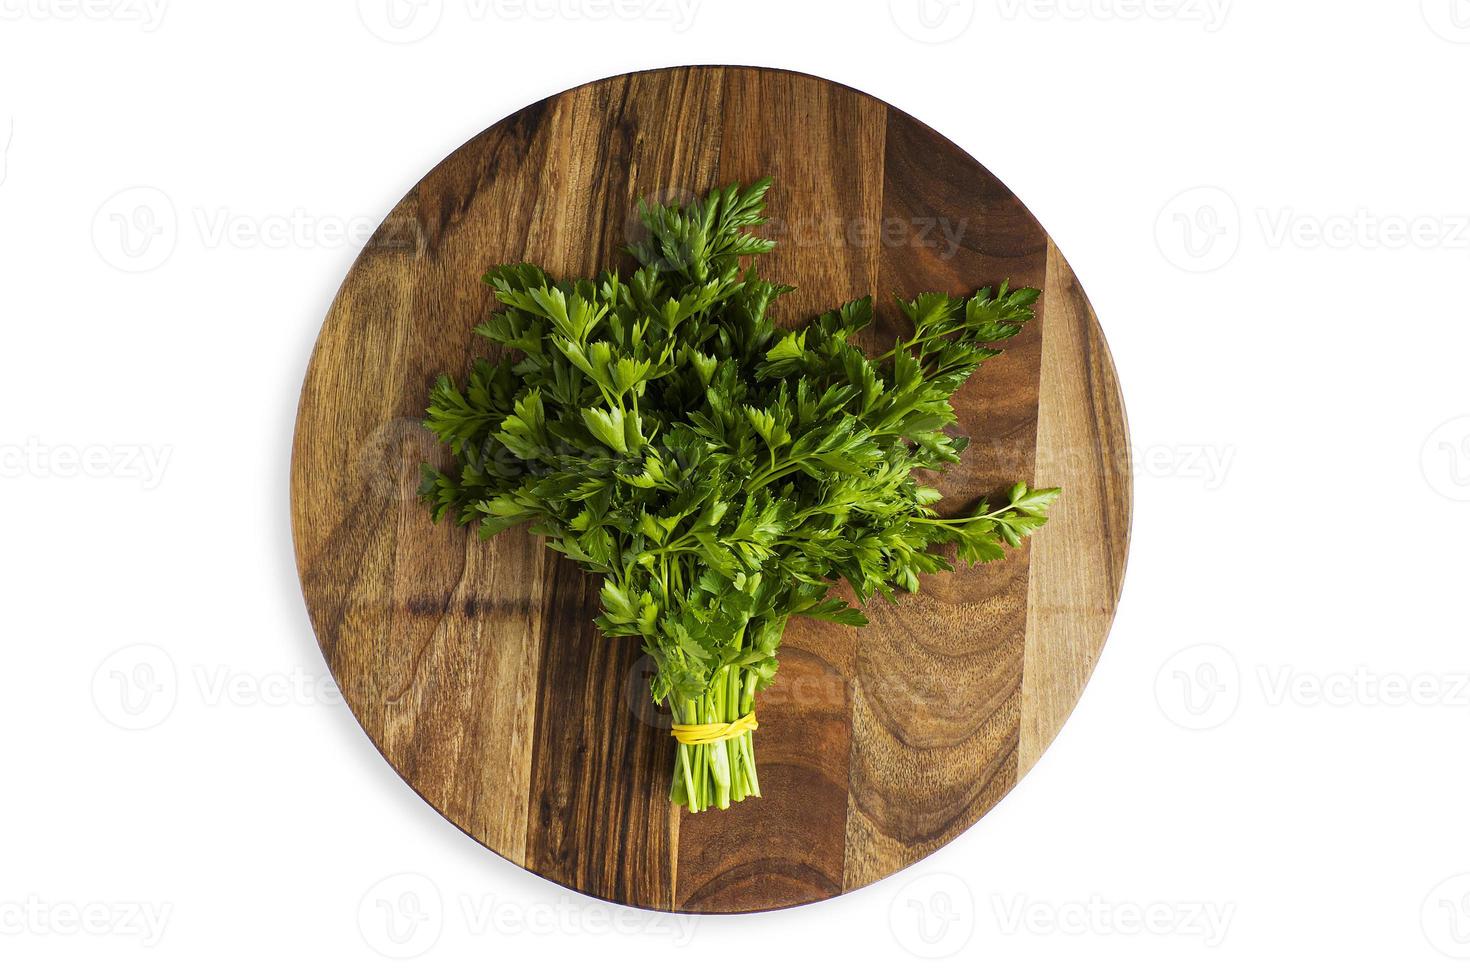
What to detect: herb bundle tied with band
<box><xmin>420</xmin><ymin>179</ymin><xmax>1058</xmax><ymax>813</ymax></box>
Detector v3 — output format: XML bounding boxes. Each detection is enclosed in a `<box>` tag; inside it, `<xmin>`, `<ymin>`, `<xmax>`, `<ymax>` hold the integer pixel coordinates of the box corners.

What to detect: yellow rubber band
<box><xmin>671</xmin><ymin>711</ymin><xmax>758</xmax><ymax>746</ymax></box>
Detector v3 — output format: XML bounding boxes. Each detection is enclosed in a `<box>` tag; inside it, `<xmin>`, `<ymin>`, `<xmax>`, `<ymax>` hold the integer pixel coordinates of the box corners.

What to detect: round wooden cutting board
<box><xmin>291</xmin><ymin>66</ymin><xmax>1130</xmax><ymax>914</ymax></box>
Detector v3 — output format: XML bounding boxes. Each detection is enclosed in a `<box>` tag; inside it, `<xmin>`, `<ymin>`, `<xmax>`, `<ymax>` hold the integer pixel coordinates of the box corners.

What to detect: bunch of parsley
<box><xmin>420</xmin><ymin>180</ymin><xmax>1059</xmax><ymax>813</ymax></box>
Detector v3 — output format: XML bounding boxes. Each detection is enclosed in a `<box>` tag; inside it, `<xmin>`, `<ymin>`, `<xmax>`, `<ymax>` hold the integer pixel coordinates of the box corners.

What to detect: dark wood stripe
<box><xmin>669</xmin><ymin>69</ymin><xmax>886</xmax><ymax>912</ymax></box>
<box><xmin>520</xmin><ymin>69</ymin><xmax>727</xmax><ymax>911</ymax></box>
<box><xmin>844</xmin><ymin>108</ymin><xmax>1050</xmax><ymax>891</ymax></box>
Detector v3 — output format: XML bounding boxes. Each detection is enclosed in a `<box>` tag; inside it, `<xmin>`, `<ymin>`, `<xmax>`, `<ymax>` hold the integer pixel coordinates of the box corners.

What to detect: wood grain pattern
<box><xmin>290</xmin><ymin>67</ymin><xmax>1130</xmax><ymax>914</ymax></box>
<box><xmin>1019</xmin><ymin>241</ymin><xmax>1132</xmax><ymax>775</ymax></box>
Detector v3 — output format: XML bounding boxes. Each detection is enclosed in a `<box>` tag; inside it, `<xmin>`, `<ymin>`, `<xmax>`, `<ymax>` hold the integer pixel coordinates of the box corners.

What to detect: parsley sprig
<box><xmin>420</xmin><ymin>180</ymin><xmax>1058</xmax><ymax>812</ymax></box>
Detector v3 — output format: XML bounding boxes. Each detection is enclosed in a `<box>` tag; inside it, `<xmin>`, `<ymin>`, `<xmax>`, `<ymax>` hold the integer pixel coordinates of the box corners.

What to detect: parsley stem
<box><xmin>747</xmin><ymin>455</ymin><xmax>810</xmax><ymax>492</ymax></box>
<box><xmin>872</xmin><ymin>322</ymin><xmax>970</xmax><ymax>361</ymax></box>
<box><xmin>912</xmin><ymin>502</ymin><xmax>1020</xmax><ymax>526</ymax></box>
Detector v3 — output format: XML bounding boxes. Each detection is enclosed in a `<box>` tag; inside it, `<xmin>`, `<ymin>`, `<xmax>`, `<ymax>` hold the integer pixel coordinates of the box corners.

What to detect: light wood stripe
<box><xmin>1019</xmin><ymin>241</ymin><xmax>1132</xmax><ymax>775</ymax></box>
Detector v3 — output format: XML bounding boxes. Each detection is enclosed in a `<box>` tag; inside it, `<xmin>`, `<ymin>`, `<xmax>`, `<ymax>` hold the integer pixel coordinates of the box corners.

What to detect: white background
<box><xmin>3</xmin><ymin>0</ymin><xmax>1469</xmax><ymax>976</ymax></box>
